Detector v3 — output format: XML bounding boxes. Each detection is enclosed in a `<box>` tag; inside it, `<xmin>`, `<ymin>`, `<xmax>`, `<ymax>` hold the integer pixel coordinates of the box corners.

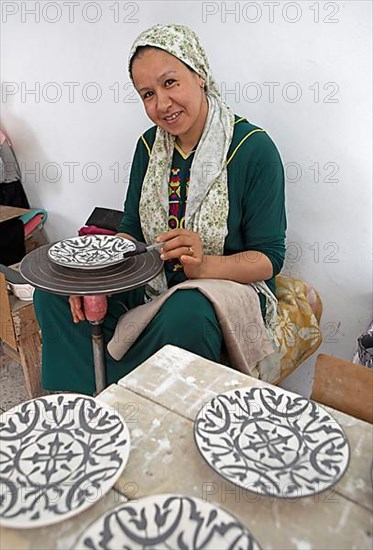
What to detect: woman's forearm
<box><xmin>118</xmin><ymin>229</ymin><xmax>272</xmax><ymax>284</ymax></box>
<box><xmin>195</xmin><ymin>251</ymin><xmax>273</xmax><ymax>284</ymax></box>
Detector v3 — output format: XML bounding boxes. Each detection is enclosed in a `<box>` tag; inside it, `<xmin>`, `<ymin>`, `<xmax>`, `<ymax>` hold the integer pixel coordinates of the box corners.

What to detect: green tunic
<box><xmin>119</xmin><ymin>115</ymin><xmax>286</xmax><ymax>307</ymax></box>
<box><xmin>33</xmin><ymin>116</ymin><xmax>286</xmax><ymax>394</ymax></box>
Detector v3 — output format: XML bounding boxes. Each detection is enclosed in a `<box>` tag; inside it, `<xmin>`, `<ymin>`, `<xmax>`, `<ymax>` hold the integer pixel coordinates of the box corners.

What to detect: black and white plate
<box><xmin>194</xmin><ymin>386</ymin><xmax>350</xmax><ymax>499</ymax></box>
<box><xmin>0</xmin><ymin>394</ymin><xmax>131</xmax><ymax>528</ymax></box>
<box><xmin>47</xmin><ymin>235</ymin><xmax>136</xmax><ymax>269</ymax></box>
<box><xmin>72</xmin><ymin>494</ymin><xmax>260</xmax><ymax>549</ymax></box>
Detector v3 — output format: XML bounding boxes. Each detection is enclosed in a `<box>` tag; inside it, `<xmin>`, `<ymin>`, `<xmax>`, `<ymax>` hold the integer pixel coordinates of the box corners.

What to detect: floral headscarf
<box><xmin>128</xmin><ymin>24</ymin><xmax>236</xmax><ymax>297</ymax></box>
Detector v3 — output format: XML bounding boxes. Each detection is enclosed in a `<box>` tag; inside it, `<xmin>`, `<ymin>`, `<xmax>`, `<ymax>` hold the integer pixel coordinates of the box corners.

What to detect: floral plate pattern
<box><xmin>194</xmin><ymin>386</ymin><xmax>350</xmax><ymax>499</ymax></box>
<box><xmin>47</xmin><ymin>235</ymin><xmax>136</xmax><ymax>269</ymax></box>
<box><xmin>72</xmin><ymin>494</ymin><xmax>260</xmax><ymax>549</ymax></box>
<box><xmin>0</xmin><ymin>394</ymin><xmax>130</xmax><ymax>528</ymax></box>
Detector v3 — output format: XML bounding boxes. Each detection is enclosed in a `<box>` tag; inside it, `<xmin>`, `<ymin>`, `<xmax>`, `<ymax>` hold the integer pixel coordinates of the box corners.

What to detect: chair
<box><xmin>311</xmin><ymin>353</ymin><xmax>373</xmax><ymax>423</ymax></box>
<box><xmin>274</xmin><ymin>275</ymin><xmax>323</xmax><ymax>382</ymax></box>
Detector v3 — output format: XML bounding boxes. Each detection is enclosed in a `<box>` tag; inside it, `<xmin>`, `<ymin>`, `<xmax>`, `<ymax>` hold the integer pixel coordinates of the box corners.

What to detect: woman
<box><xmin>34</xmin><ymin>24</ymin><xmax>286</xmax><ymax>395</ymax></box>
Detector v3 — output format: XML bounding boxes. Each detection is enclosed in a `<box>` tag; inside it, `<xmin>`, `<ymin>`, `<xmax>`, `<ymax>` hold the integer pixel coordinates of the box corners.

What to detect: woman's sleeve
<box><xmin>117</xmin><ymin>137</ymin><xmax>149</xmax><ymax>242</ymax></box>
<box><xmin>241</xmin><ymin>131</ymin><xmax>287</xmax><ymax>277</ymax></box>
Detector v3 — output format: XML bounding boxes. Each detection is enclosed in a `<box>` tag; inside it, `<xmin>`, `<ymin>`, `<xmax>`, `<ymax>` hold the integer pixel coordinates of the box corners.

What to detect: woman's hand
<box><xmin>69</xmin><ymin>296</ymin><xmax>86</xmax><ymax>323</ymax></box>
<box><xmin>156</xmin><ymin>228</ymin><xmax>204</xmax><ymax>279</ymax></box>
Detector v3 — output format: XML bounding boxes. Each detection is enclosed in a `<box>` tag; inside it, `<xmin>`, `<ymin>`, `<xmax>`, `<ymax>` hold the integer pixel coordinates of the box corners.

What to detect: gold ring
<box><xmin>188</xmin><ymin>246</ymin><xmax>194</xmax><ymax>256</ymax></box>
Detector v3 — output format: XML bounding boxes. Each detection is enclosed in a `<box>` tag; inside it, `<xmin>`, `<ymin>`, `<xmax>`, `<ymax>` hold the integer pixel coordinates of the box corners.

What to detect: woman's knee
<box><xmin>158</xmin><ymin>289</ymin><xmax>220</xmax><ymax>339</ymax></box>
<box><xmin>33</xmin><ymin>289</ymin><xmax>90</xmax><ymax>342</ymax></box>
<box><xmin>33</xmin><ymin>288</ymin><xmax>69</xmax><ymax>314</ymax></box>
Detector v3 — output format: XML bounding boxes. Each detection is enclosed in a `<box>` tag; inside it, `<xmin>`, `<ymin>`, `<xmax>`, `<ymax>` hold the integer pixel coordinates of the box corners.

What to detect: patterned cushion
<box><xmin>275</xmin><ymin>275</ymin><xmax>323</xmax><ymax>381</ymax></box>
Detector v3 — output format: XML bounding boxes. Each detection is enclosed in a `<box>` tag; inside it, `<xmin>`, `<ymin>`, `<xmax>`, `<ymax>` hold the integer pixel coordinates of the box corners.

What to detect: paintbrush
<box><xmin>120</xmin><ymin>239</ymin><xmax>164</xmax><ymax>258</ymax></box>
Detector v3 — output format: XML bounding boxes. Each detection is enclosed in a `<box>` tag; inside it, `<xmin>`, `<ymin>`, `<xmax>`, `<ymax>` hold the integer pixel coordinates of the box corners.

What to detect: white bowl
<box><xmin>8</xmin><ymin>282</ymin><xmax>35</xmax><ymax>301</ymax></box>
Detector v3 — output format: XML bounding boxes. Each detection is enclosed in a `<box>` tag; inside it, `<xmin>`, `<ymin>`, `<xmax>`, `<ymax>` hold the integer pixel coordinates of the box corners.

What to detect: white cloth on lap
<box><xmin>107</xmin><ymin>279</ymin><xmax>279</xmax><ymax>380</ymax></box>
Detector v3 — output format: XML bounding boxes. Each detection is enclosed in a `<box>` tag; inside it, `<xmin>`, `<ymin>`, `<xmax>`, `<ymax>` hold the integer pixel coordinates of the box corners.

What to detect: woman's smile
<box><xmin>164</xmin><ymin>111</ymin><xmax>182</xmax><ymax>124</ymax></box>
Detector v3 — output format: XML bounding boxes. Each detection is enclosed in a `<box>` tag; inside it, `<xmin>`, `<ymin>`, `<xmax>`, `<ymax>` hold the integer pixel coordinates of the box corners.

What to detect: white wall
<box><xmin>2</xmin><ymin>1</ymin><xmax>372</xmax><ymax>364</ymax></box>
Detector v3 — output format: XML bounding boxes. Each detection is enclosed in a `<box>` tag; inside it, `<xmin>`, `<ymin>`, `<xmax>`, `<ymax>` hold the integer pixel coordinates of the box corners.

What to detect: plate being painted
<box><xmin>47</xmin><ymin>235</ymin><xmax>136</xmax><ymax>269</ymax></box>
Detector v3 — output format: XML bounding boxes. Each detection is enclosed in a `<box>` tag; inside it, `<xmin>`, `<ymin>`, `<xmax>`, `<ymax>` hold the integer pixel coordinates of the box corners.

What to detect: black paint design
<box><xmin>48</xmin><ymin>235</ymin><xmax>136</xmax><ymax>269</ymax></box>
<box><xmin>73</xmin><ymin>494</ymin><xmax>260</xmax><ymax>549</ymax></box>
<box><xmin>0</xmin><ymin>394</ymin><xmax>130</xmax><ymax>528</ymax></box>
<box><xmin>194</xmin><ymin>386</ymin><xmax>350</xmax><ymax>499</ymax></box>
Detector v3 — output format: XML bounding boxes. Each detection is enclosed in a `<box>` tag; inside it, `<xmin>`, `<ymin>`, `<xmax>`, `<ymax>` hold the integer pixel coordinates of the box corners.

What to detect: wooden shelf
<box><xmin>0</xmin><ymin>272</ymin><xmax>42</xmax><ymax>398</ymax></box>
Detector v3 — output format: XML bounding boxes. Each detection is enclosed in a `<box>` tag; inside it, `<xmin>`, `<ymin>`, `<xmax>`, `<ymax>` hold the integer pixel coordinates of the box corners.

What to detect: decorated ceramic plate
<box><xmin>194</xmin><ymin>386</ymin><xmax>350</xmax><ymax>499</ymax></box>
<box><xmin>0</xmin><ymin>394</ymin><xmax>131</xmax><ymax>528</ymax></box>
<box><xmin>72</xmin><ymin>494</ymin><xmax>261</xmax><ymax>549</ymax></box>
<box><xmin>47</xmin><ymin>235</ymin><xmax>136</xmax><ymax>269</ymax></box>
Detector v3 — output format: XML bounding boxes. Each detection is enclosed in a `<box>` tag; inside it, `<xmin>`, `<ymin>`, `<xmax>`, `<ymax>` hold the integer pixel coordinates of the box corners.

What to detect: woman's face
<box><xmin>131</xmin><ymin>48</ymin><xmax>208</xmax><ymax>146</ymax></box>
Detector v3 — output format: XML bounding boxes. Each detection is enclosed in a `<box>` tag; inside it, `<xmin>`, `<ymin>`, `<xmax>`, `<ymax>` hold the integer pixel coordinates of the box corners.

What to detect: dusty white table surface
<box><xmin>1</xmin><ymin>345</ymin><xmax>372</xmax><ymax>549</ymax></box>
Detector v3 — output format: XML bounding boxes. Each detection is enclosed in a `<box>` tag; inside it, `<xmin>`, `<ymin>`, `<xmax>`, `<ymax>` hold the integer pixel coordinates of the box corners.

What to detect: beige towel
<box><xmin>108</xmin><ymin>279</ymin><xmax>277</xmax><ymax>379</ymax></box>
